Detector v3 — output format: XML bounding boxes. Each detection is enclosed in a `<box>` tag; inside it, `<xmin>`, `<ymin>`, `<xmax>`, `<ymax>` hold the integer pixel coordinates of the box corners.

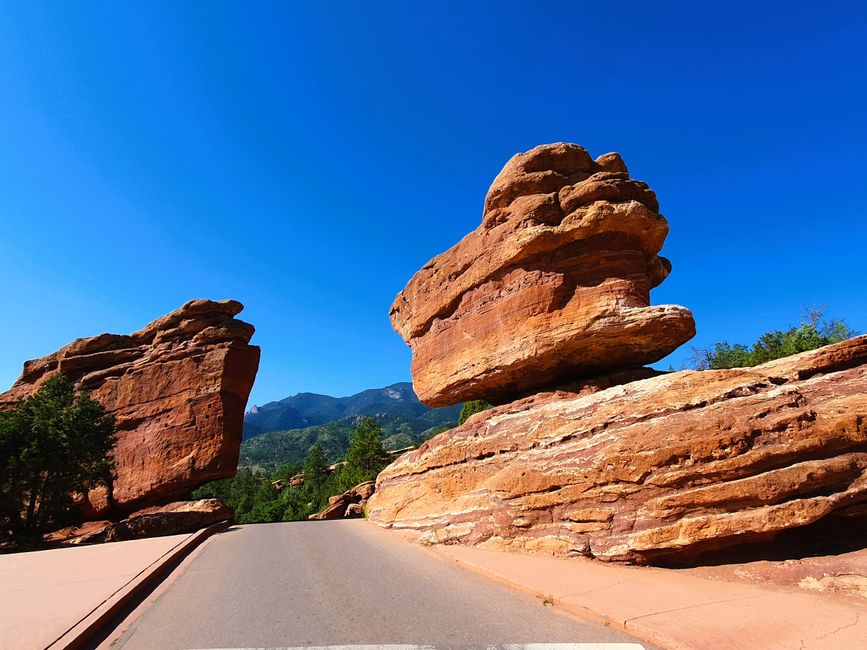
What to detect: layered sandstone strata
<box><xmin>0</xmin><ymin>299</ymin><xmax>260</xmax><ymax>516</ymax></box>
<box><xmin>390</xmin><ymin>143</ymin><xmax>695</xmax><ymax>407</ymax></box>
<box><xmin>367</xmin><ymin>337</ymin><xmax>867</xmax><ymax>564</ymax></box>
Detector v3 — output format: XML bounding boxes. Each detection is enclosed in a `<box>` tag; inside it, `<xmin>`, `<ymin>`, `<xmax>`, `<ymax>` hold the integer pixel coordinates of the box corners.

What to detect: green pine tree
<box><xmin>303</xmin><ymin>443</ymin><xmax>329</xmax><ymax>493</ymax></box>
<box><xmin>458</xmin><ymin>399</ymin><xmax>492</xmax><ymax>425</ymax></box>
<box><xmin>339</xmin><ymin>417</ymin><xmax>389</xmax><ymax>489</ymax></box>
<box><xmin>0</xmin><ymin>374</ymin><xmax>116</xmax><ymax>545</ymax></box>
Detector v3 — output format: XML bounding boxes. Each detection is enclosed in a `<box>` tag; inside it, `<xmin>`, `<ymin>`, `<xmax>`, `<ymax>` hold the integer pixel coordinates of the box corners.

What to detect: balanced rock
<box><xmin>0</xmin><ymin>299</ymin><xmax>260</xmax><ymax>517</ymax></box>
<box><xmin>367</xmin><ymin>336</ymin><xmax>867</xmax><ymax>564</ymax></box>
<box><xmin>390</xmin><ymin>143</ymin><xmax>695</xmax><ymax>406</ymax></box>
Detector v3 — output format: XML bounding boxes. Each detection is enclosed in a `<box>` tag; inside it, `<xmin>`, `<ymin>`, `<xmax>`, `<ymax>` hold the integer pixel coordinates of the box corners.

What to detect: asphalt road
<box><xmin>114</xmin><ymin>520</ymin><xmax>649</xmax><ymax>649</ymax></box>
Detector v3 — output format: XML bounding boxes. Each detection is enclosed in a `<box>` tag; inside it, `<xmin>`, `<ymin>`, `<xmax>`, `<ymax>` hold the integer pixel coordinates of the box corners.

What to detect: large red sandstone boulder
<box><xmin>390</xmin><ymin>143</ymin><xmax>695</xmax><ymax>407</ymax></box>
<box><xmin>0</xmin><ymin>299</ymin><xmax>260</xmax><ymax>517</ymax></box>
<box><xmin>367</xmin><ymin>337</ymin><xmax>867</xmax><ymax>565</ymax></box>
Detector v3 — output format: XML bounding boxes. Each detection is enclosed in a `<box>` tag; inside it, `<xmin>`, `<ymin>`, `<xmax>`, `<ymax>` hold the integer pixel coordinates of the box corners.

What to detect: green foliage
<box><xmin>240</xmin><ymin>421</ymin><xmax>350</xmax><ymax>471</ymax></box>
<box><xmin>194</xmin><ymin>417</ymin><xmax>393</xmax><ymax>524</ymax></box>
<box><xmin>192</xmin><ymin>464</ymin><xmax>314</xmax><ymax>524</ymax></box>
<box><xmin>692</xmin><ymin>308</ymin><xmax>856</xmax><ymax>370</ymax></box>
<box><xmin>458</xmin><ymin>399</ymin><xmax>492</xmax><ymax>425</ymax></box>
<box><xmin>239</xmin><ymin>413</ymin><xmax>448</xmax><ymax>471</ymax></box>
<box><xmin>338</xmin><ymin>417</ymin><xmax>390</xmax><ymax>489</ymax></box>
<box><xmin>302</xmin><ymin>443</ymin><xmax>329</xmax><ymax>493</ymax></box>
<box><xmin>0</xmin><ymin>374</ymin><xmax>116</xmax><ymax>545</ymax></box>
<box><xmin>243</xmin><ymin>382</ymin><xmax>462</xmax><ymax>440</ymax></box>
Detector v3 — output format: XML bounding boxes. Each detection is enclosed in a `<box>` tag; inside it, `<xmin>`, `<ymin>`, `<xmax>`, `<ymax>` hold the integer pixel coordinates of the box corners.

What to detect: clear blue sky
<box><xmin>1</xmin><ymin>2</ymin><xmax>865</xmax><ymax>407</ymax></box>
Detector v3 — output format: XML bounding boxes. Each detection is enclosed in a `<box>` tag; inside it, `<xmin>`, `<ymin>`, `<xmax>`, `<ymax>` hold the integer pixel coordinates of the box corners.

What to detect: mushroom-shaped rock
<box><xmin>390</xmin><ymin>143</ymin><xmax>695</xmax><ymax>406</ymax></box>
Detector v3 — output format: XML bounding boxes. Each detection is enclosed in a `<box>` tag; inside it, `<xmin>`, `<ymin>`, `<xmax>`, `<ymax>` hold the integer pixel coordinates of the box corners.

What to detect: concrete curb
<box><xmin>46</xmin><ymin>520</ymin><xmax>231</xmax><ymax>650</ymax></box>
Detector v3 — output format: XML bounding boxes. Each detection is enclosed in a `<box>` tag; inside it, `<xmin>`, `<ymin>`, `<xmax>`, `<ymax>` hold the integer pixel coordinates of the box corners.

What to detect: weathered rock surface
<box><xmin>45</xmin><ymin>499</ymin><xmax>233</xmax><ymax>544</ymax></box>
<box><xmin>0</xmin><ymin>299</ymin><xmax>260</xmax><ymax>517</ymax></box>
<box><xmin>687</xmin><ymin>547</ymin><xmax>867</xmax><ymax>601</ymax></box>
<box><xmin>390</xmin><ymin>143</ymin><xmax>695</xmax><ymax>407</ymax></box>
<box><xmin>309</xmin><ymin>481</ymin><xmax>376</xmax><ymax>520</ymax></box>
<box><xmin>367</xmin><ymin>337</ymin><xmax>867</xmax><ymax>564</ymax></box>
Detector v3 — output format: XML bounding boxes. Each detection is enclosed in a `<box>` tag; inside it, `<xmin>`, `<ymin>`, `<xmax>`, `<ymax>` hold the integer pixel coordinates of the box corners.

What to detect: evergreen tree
<box><xmin>303</xmin><ymin>443</ymin><xmax>329</xmax><ymax>493</ymax></box>
<box><xmin>458</xmin><ymin>399</ymin><xmax>492</xmax><ymax>425</ymax></box>
<box><xmin>0</xmin><ymin>374</ymin><xmax>116</xmax><ymax>544</ymax></box>
<box><xmin>340</xmin><ymin>417</ymin><xmax>389</xmax><ymax>488</ymax></box>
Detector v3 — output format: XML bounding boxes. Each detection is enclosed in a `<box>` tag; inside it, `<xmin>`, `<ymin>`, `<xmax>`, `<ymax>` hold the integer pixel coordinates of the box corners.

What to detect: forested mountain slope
<box><xmin>244</xmin><ymin>382</ymin><xmax>456</xmax><ymax>439</ymax></box>
<box><xmin>240</xmin><ymin>383</ymin><xmax>462</xmax><ymax>469</ymax></box>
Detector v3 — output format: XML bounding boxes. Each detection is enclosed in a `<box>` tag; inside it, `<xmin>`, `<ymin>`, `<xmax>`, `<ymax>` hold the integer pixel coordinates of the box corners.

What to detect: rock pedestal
<box><xmin>368</xmin><ymin>337</ymin><xmax>867</xmax><ymax>564</ymax></box>
<box><xmin>45</xmin><ymin>498</ymin><xmax>234</xmax><ymax>544</ymax></box>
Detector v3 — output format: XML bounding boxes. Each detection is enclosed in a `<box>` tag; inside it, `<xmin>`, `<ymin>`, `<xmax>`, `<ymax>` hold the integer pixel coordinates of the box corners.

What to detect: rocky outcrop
<box><xmin>390</xmin><ymin>143</ymin><xmax>695</xmax><ymax>407</ymax></box>
<box><xmin>367</xmin><ymin>337</ymin><xmax>867</xmax><ymax>564</ymax></box>
<box><xmin>46</xmin><ymin>499</ymin><xmax>233</xmax><ymax>544</ymax></box>
<box><xmin>0</xmin><ymin>299</ymin><xmax>260</xmax><ymax>517</ymax></box>
<box><xmin>687</xmin><ymin>547</ymin><xmax>867</xmax><ymax>601</ymax></box>
<box><xmin>309</xmin><ymin>481</ymin><xmax>376</xmax><ymax>520</ymax></box>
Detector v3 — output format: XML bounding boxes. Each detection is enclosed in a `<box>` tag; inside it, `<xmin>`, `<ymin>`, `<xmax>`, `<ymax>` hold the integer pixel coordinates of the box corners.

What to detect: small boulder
<box><xmin>309</xmin><ymin>481</ymin><xmax>378</xmax><ymax>520</ymax></box>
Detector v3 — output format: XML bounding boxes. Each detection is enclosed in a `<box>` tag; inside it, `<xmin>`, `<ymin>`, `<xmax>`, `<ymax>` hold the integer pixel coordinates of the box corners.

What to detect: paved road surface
<box><xmin>115</xmin><ymin>520</ymin><xmax>649</xmax><ymax>649</ymax></box>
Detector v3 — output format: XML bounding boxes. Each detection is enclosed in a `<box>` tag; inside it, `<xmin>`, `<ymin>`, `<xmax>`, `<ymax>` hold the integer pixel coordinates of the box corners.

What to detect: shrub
<box><xmin>691</xmin><ymin>307</ymin><xmax>856</xmax><ymax>370</ymax></box>
<box><xmin>458</xmin><ymin>399</ymin><xmax>492</xmax><ymax>425</ymax></box>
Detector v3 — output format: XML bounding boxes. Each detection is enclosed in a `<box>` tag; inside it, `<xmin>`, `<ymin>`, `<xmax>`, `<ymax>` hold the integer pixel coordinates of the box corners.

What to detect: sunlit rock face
<box><xmin>0</xmin><ymin>299</ymin><xmax>261</xmax><ymax>517</ymax></box>
<box><xmin>390</xmin><ymin>142</ymin><xmax>695</xmax><ymax>407</ymax></box>
<box><xmin>367</xmin><ymin>337</ymin><xmax>867</xmax><ymax>564</ymax></box>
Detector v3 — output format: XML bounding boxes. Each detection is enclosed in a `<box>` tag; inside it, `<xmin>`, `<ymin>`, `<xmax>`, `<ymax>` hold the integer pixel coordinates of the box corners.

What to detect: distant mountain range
<box><xmin>240</xmin><ymin>382</ymin><xmax>463</xmax><ymax>470</ymax></box>
<box><xmin>244</xmin><ymin>382</ymin><xmax>456</xmax><ymax>439</ymax></box>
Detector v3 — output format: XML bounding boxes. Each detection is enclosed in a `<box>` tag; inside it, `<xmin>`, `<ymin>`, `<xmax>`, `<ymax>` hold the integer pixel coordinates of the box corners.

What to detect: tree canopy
<box><xmin>302</xmin><ymin>442</ymin><xmax>329</xmax><ymax>493</ymax></box>
<box><xmin>458</xmin><ymin>399</ymin><xmax>492</xmax><ymax>425</ymax></box>
<box><xmin>194</xmin><ymin>416</ymin><xmax>395</xmax><ymax>523</ymax></box>
<box><xmin>0</xmin><ymin>374</ymin><xmax>116</xmax><ymax>545</ymax></box>
<box><xmin>691</xmin><ymin>308</ymin><xmax>855</xmax><ymax>370</ymax></box>
<box><xmin>338</xmin><ymin>417</ymin><xmax>390</xmax><ymax>489</ymax></box>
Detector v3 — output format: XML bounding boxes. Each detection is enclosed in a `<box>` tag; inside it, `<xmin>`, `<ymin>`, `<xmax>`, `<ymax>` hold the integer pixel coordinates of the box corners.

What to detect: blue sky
<box><xmin>1</xmin><ymin>2</ymin><xmax>865</xmax><ymax>407</ymax></box>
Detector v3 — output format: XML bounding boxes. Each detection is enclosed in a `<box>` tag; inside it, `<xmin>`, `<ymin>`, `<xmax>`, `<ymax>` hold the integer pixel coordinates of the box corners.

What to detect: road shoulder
<box><xmin>425</xmin><ymin>541</ymin><xmax>866</xmax><ymax>650</ymax></box>
<box><xmin>0</xmin><ymin>522</ymin><xmax>228</xmax><ymax>650</ymax></box>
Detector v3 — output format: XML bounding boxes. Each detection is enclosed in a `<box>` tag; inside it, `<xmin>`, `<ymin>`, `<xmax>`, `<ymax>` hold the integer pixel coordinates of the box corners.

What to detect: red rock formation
<box><xmin>390</xmin><ymin>143</ymin><xmax>695</xmax><ymax>407</ymax></box>
<box><xmin>309</xmin><ymin>481</ymin><xmax>376</xmax><ymax>520</ymax></box>
<box><xmin>0</xmin><ymin>299</ymin><xmax>260</xmax><ymax>517</ymax></box>
<box><xmin>367</xmin><ymin>337</ymin><xmax>867</xmax><ymax>564</ymax></box>
<box><xmin>687</xmin><ymin>547</ymin><xmax>867</xmax><ymax>601</ymax></box>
